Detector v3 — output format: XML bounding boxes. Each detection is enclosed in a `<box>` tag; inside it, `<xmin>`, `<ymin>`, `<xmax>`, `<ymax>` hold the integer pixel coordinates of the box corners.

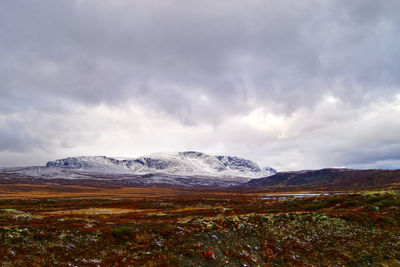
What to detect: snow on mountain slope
<box><xmin>45</xmin><ymin>151</ymin><xmax>276</xmax><ymax>179</ymax></box>
<box><xmin>0</xmin><ymin>166</ymin><xmax>250</xmax><ymax>187</ymax></box>
<box><xmin>3</xmin><ymin>166</ymin><xmax>88</xmax><ymax>179</ymax></box>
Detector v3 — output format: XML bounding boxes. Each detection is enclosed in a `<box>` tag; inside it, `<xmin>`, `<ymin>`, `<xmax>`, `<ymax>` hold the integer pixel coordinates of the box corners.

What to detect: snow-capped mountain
<box><xmin>0</xmin><ymin>152</ymin><xmax>275</xmax><ymax>188</ymax></box>
<box><xmin>46</xmin><ymin>151</ymin><xmax>276</xmax><ymax>178</ymax></box>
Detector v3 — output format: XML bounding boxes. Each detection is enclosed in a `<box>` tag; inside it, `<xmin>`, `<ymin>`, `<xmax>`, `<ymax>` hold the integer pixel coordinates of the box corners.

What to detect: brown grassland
<box><xmin>1</xmin><ymin>184</ymin><xmax>400</xmax><ymax>266</ymax></box>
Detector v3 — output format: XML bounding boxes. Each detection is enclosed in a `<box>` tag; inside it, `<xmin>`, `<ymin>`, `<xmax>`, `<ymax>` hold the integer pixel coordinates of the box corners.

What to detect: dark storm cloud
<box><xmin>0</xmin><ymin>0</ymin><xmax>400</xmax><ymax>168</ymax></box>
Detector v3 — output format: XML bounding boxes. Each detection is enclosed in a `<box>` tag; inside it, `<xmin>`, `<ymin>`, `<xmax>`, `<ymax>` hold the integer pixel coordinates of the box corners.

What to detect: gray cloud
<box><xmin>0</xmin><ymin>119</ymin><xmax>40</xmax><ymax>152</ymax></box>
<box><xmin>0</xmin><ymin>0</ymin><xmax>400</xmax><ymax>169</ymax></box>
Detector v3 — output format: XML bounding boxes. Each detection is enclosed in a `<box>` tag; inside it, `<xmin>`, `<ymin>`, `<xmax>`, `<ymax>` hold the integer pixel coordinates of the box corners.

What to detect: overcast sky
<box><xmin>1</xmin><ymin>0</ymin><xmax>400</xmax><ymax>170</ymax></box>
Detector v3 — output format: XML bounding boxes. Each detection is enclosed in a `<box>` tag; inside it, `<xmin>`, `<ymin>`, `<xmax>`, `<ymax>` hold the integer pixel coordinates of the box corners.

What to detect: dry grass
<box><xmin>41</xmin><ymin>208</ymin><xmax>154</xmax><ymax>215</ymax></box>
<box><xmin>0</xmin><ymin>184</ymin><xmax>188</xmax><ymax>199</ymax></box>
<box><xmin>0</xmin><ymin>184</ymin><xmax>260</xmax><ymax>201</ymax></box>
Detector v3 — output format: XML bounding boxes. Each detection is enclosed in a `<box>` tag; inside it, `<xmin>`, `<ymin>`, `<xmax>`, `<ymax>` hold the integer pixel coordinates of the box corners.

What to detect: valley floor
<box><xmin>1</xmin><ymin>185</ymin><xmax>400</xmax><ymax>266</ymax></box>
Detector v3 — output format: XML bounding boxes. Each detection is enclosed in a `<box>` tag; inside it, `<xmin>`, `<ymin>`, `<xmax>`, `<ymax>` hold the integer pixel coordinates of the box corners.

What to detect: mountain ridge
<box><xmin>0</xmin><ymin>151</ymin><xmax>276</xmax><ymax>188</ymax></box>
<box><xmin>45</xmin><ymin>151</ymin><xmax>276</xmax><ymax>179</ymax></box>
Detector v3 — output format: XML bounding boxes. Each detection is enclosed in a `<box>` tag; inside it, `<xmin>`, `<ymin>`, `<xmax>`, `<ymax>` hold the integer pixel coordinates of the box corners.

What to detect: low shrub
<box><xmin>268</xmin><ymin>209</ymin><xmax>281</xmax><ymax>213</ymax></box>
<box><xmin>381</xmin><ymin>217</ymin><xmax>395</xmax><ymax>224</ymax></box>
<box><xmin>376</xmin><ymin>199</ymin><xmax>395</xmax><ymax>207</ymax></box>
<box><xmin>344</xmin><ymin>200</ymin><xmax>358</xmax><ymax>206</ymax></box>
<box><xmin>303</xmin><ymin>202</ymin><xmax>324</xmax><ymax>211</ymax></box>
<box><xmin>365</xmin><ymin>205</ymin><xmax>379</xmax><ymax>211</ymax></box>
<box><xmin>111</xmin><ymin>226</ymin><xmax>135</xmax><ymax>238</ymax></box>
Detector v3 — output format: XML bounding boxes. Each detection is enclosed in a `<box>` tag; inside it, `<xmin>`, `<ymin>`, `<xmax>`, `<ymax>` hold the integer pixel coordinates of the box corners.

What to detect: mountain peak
<box><xmin>45</xmin><ymin>152</ymin><xmax>276</xmax><ymax>179</ymax></box>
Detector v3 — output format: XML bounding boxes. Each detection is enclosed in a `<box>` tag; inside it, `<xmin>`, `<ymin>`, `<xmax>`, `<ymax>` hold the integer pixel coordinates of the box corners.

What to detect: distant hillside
<box><xmin>246</xmin><ymin>168</ymin><xmax>400</xmax><ymax>189</ymax></box>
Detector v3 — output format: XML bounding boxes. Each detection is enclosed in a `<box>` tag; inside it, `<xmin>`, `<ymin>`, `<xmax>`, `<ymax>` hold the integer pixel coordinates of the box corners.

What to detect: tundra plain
<box><xmin>1</xmin><ymin>184</ymin><xmax>399</xmax><ymax>266</ymax></box>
